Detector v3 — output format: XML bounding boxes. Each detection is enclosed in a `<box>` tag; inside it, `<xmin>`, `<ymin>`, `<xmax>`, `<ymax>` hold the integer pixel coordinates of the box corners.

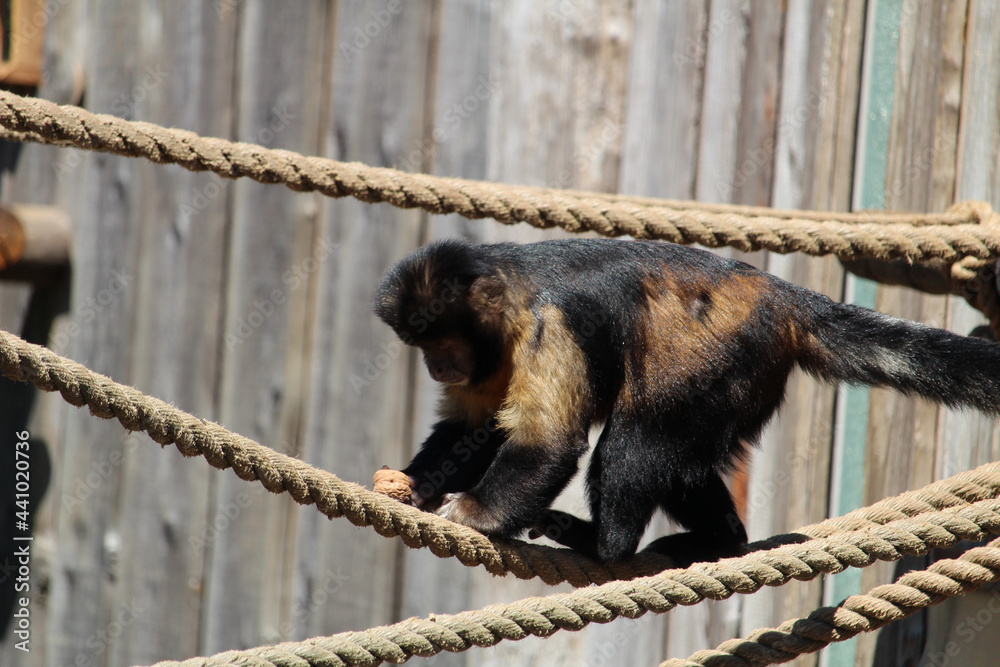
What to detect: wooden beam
<box><xmin>0</xmin><ymin>204</ymin><xmax>71</xmax><ymax>283</ymax></box>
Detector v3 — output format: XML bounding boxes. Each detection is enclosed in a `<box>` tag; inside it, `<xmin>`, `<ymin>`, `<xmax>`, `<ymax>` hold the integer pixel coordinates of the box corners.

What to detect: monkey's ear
<box><xmin>468</xmin><ymin>276</ymin><xmax>505</xmax><ymax>326</ymax></box>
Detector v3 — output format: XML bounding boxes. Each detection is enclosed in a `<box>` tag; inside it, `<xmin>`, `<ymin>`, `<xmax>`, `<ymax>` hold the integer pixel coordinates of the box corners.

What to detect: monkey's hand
<box><xmin>436</xmin><ymin>492</ymin><xmax>503</xmax><ymax>535</ymax></box>
<box><xmin>408</xmin><ymin>474</ymin><xmax>449</xmax><ymax>512</ymax></box>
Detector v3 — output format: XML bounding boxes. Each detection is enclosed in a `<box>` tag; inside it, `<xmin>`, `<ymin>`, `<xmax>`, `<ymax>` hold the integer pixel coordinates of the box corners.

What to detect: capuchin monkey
<box><xmin>373</xmin><ymin>239</ymin><xmax>1000</xmax><ymax>565</ymax></box>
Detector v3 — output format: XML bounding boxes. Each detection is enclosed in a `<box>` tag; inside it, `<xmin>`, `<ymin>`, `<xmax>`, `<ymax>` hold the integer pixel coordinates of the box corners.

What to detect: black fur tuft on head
<box><xmin>373</xmin><ymin>240</ymin><xmax>498</xmax><ymax>343</ymax></box>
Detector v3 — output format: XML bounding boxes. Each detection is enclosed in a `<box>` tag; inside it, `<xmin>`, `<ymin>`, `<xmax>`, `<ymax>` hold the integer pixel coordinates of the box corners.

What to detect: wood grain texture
<box><xmin>921</xmin><ymin>1</ymin><xmax>1000</xmax><ymax>663</ymax></box>
<box><xmin>620</xmin><ymin>0</ymin><xmax>706</xmax><ymax>200</ymax></box>
<box><xmin>0</xmin><ymin>1</ymin><xmax>90</xmax><ymax>665</ymax></box>
<box><xmin>663</xmin><ymin>0</ymin><xmax>778</xmax><ymax>656</ymax></box>
<box><xmin>857</xmin><ymin>2</ymin><xmax>966</xmax><ymax>665</ymax></box>
<box><xmin>396</xmin><ymin>6</ymin><xmax>490</xmax><ymax>665</ymax></box>
<box><xmin>937</xmin><ymin>0</ymin><xmax>1000</xmax><ymax>480</ymax></box>
<box><xmin>109</xmin><ymin>3</ymin><xmax>238</xmax><ymax>665</ymax></box>
<box><xmin>469</xmin><ymin>2</ymin><xmax>649</xmax><ymax>665</ymax></box>
<box><xmin>201</xmin><ymin>0</ymin><xmax>329</xmax><ymax>655</ymax></box>
<box><xmin>742</xmin><ymin>4</ymin><xmax>865</xmax><ymax>666</ymax></box>
<box><xmin>292</xmin><ymin>0</ymin><xmax>432</xmax><ymax>641</ymax></box>
<box><xmin>40</xmin><ymin>2</ymin><xmax>150</xmax><ymax>665</ymax></box>
<box><xmin>0</xmin><ymin>3</ymin><xmax>998</xmax><ymax>665</ymax></box>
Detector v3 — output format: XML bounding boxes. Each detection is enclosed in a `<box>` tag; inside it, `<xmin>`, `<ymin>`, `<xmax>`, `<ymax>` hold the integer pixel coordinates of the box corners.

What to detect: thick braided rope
<box><xmin>7</xmin><ymin>328</ymin><xmax>1000</xmax><ymax>667</ymax></box>
<box><xmin>662</xmin><ymin>537</ymin><xmax>1000</xmax><ymax>667</ymax></box>
<box><xmin>951</xmin><ymin>255</ymin><xmax>1000</xmax><ymax>339</ymax></box>
<box><xmin>0</xmin><ymin>327</ymin><xmax>673</xmax><ymax>587</ymax></box>
<box><xmin>4</xmin><ymin>326</ymin><xmax>1000</xmax><ymax>587</ymax></box>
<box><xmin>144</xmin><ymin>498</ymin><xmax>1000</xmax><ymax>667</ymax></box>
<box><xmin>1</xmin><ymin>90</ymin><xmax>1000</xmax><ymax>263</ymax></box>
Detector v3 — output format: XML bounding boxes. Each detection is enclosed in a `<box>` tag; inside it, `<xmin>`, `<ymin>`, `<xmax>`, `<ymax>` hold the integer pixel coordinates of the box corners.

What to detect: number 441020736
<box><xmin>14</xmin><ymin>430</ymin><xmax>30</xmax><ymax>529</ymax></box>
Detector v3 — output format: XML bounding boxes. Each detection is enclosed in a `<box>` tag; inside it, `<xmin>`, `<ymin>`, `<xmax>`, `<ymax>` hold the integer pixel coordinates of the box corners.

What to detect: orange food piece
<box><xmin>373</xmin><ymin>466</ymin><xmax>413</xmax><ymax>504</ymax></box>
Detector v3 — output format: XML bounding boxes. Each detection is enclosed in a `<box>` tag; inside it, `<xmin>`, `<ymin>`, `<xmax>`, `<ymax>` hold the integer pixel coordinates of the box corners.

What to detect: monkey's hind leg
<box><xmin>587</xmin><ymin>417</ymin><xmax>672</xmax><ymax>562</ymax></box>
<box><xmin>644</xmin><ymin>470</ymin><xmax>748</xmax><ymax>566</ymax></box>
<box><xmin>529</xmin><ymin>510</ymin><xmax>601</xmax><ymax>560</ymax></box>
<box><xmin>528</xmin><ymin>419</ymin><xmax>661</xmax><ymax>562</ymax></box>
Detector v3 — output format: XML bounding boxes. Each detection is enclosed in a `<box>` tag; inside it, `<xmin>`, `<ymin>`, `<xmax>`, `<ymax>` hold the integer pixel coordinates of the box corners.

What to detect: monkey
<box><xmin>373</xmin><ymin>238</ymin><xmax>1000</xmax><ymax>565</ymax></box>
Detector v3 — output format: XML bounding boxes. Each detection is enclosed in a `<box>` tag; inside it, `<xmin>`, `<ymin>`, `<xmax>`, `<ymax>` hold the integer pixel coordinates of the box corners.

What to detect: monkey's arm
<box><xmin>403</xmin><ymin>420</ymin><xmax>501</xmax><ymax>508</ymax></box>
<box><xmin>436</xmin><ymin>433</ymin><xmax>589</xmax><ymax>538</ymax></box>
<box><xmin>437</xmin><ymin>303</ymin><xmax>596</xmax><ymax>537</ymax></box>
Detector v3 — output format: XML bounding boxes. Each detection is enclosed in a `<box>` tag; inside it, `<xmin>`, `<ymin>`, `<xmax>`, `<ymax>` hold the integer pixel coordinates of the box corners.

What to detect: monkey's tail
<box><xmin>796</xmin><ymin>294</ymin><xmax>1000</xmax><ymax>415</ymax></box>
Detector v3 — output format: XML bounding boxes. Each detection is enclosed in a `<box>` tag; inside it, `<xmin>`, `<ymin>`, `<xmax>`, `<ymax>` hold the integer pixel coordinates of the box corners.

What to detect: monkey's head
<box><xmin>374</xmin><ymin>240</ymin><xmax>507</xmax><ymax>386</ymax></box>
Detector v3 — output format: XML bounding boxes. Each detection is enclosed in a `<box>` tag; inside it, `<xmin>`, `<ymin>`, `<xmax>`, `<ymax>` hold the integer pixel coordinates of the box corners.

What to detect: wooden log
<box><xmin>0</xmin><ymin>207</ymin><xmax>25</xmax><ymax>269</ymax></box>
<box><xmin>0</xmin><ymin>204</ymin><xmax>71</xmax><ymax>283</ymax></box>
<box><xmin>0</xmin><ymin>0</ymin><xmax>46</xmax><ymax>87</ymax></box>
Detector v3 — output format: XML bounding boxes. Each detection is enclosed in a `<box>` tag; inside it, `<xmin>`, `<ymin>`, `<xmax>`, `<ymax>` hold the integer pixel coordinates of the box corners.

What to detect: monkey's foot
<box><xmin>641</xmin><ymin>532</ymin><xmax>748</xmax><ymax>567</ymax></box>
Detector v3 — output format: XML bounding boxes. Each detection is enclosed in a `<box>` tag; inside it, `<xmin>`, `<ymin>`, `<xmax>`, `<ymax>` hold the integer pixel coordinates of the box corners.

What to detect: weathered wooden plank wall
<box><xmin>43</xmin><ymin>3</ymin><xmax>153</xmax><ymax>666</ymax></box>
<box><xmin>203</xmin><ymin>3</ymin><xmax>331</xmax><ymax>654</ymax></box>
<box><xmin>872</xmin><ymin>0</ymin><xmax>1000</xmax><ymax>665</ymax></box>
<box><xmin>112</xmin><ymin>4</ymin><xmax>237</xmax><ymax>665</ymax></box>
<box><xmin>744</xmin><ymin>5</ymin><xmax>864</xmax><ymax>666</ymax></box>
<box><xmin>0</xmin><ymin>1</ymin><xmax>997</xmax><ymax>666</ymax></box>
<box><xmin>0</xmin><ymin>1</ymin><xmax>90</xmax><ymax>664</ymax></box>
<box><xmin>392</xmin><ymin>7</ymin><xmax>496</xmax><ymax>657</ymax></box>
<box><xmin>454</xmin><ymin>3</ymin><xmax>658</xmax><ymax>665</ymax></box>
<box><xmin>854</xmin><ymin>2</ymin><xmax>963</xmax><ymax>665</ymax></box>
<box><xmin>663</xmin><ymin>0</ymin><xmax>783</xmax><ymax>656</ymax></box>
<box><xmin>296</xmin><ymin>0</ymin><xmax>431</xmax><ymax>641</ymax></box>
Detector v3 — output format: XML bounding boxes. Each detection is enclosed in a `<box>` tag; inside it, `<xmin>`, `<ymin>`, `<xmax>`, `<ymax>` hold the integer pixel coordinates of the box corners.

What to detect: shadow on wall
<box><xmin>0</xmin><ymin>274</ymin><xmax>66</xmax><ymax>642</ymax></box>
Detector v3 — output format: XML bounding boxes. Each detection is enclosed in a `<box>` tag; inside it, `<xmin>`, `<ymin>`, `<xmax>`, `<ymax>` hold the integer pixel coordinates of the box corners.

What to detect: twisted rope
<box><xmin>5</xmin><ymin>325</ymin><xmax>1000</xmax><ymax>589</ymax></box>
<box><xmin>6</xmin><ymin>327</ymin><xmax>1000</xmax><ymax>666</ymax></box>
<box><xmin>6</xmin><ymin>81</ymin><xmax>998</xmax><ymax>667</ymax></box>
<box><xmin>662</xmin><ymin>537</ymin><xmax>1000</xmax><ymax>667</ymax></box>
<box><xmin>0</xmin><ymin>327</ymin><xmax>669</xmax><ymax>587</ymax></box>
<box><xmin>2</xmin><ymin>90</ymin><xmax>1000</xmax><ymax>263</ymax></box>
<box><xmin>951</xmin><ymin>255</ymin><xmax>1000</xmax><ymax>339</ymax></box>
<box><xmin>144</xmin><ymin>498</ymin><xmax>1000</xmax><ymax>667</ymax></box>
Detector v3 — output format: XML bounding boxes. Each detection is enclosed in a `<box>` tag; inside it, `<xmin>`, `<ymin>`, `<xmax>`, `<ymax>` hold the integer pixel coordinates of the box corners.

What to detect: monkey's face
<box><xmin>420</xmin><ymin>338</ymin><xmax>476</xmax><ymax>385</ymax></box>
<box><xmin>373</xmin><ymin>240</ymin><xmax>508</xmax><ymax>386</ymax></box>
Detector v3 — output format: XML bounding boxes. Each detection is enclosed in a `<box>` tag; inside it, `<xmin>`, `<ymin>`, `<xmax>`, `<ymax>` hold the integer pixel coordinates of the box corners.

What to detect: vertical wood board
<box><xmin>202</xmin><ymin>0</ymin><xmax>329</xmax><ymax>653</ymax></box>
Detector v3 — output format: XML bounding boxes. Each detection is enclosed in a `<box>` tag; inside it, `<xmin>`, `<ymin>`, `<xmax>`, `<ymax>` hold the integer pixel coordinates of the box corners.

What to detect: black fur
<box><xmin>797</xmin><ymin>294</ymin><xmax>1000</xmax><ymax>414</ymax></box>
<box><xmin>375</xmin><ymin>238</ymin><xmax>1000</xmax><ymax>564</ymax></box>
